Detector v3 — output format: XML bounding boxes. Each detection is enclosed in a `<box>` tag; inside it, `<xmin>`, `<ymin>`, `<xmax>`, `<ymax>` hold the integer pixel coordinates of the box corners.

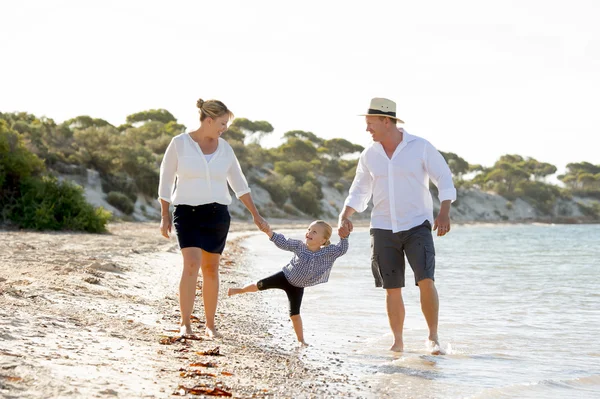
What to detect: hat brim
<box><xmin>359</xmin><ymin>114</ymin><xmax>404</xmax><ymax>124</ymax></box>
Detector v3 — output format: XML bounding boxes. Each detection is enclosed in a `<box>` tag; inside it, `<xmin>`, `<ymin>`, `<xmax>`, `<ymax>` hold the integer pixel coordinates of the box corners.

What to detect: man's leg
<box><xmin>371</xmin><ymin>228</ymin><xmax>406</xmax><ymax>352</ymax></box>
<box><xmin>405</xmin><ymin>222</ymin><xmax>442</xmax><ymax>354</ymax></box>
<box><xmin>417</xmin><ymin>278</ymin><xmax>439</xmax><ymax>345</ymax></box>
<box><xmin>386</xmin><ymin>288</ymin><xmax>405</xmax><ymax>352</ymax></box>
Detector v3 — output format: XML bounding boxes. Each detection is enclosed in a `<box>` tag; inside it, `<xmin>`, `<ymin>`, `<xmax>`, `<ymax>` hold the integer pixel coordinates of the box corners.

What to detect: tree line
<box><xmin>1</xmin><ymin>109</ymin><xmax>598</xmax><ymax>231</ymax></box>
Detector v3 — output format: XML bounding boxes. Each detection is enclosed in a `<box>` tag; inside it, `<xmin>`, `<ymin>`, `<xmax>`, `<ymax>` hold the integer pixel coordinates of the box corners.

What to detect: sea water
<box><xmin>239</xmin><ymin>224</ymin><xmax>600</xmax><ymax>398</ymax></box>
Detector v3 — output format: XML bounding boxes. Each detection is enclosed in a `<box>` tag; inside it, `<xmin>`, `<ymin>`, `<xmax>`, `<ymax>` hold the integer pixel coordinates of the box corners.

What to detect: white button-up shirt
<box><xmin>158</xmin><ymin>133</ymin><xmax>251</xmax><ymax>206</ymax></box>
<box><xmin>344</xmin><ymin>130</ymin><xmax>456</xmax><ymax>233</ymax></box>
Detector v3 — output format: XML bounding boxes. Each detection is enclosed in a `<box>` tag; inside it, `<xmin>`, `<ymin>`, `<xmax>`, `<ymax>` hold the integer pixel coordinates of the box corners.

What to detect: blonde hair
<box><xmin>197</xmin><ymin>98</ymin><xmax>234</xmax><ymax>122</ymax></box>
<box><xmin>313</xmin><ymin>220</ymin><xmax>333</xmax><ymax>247</ymax></box>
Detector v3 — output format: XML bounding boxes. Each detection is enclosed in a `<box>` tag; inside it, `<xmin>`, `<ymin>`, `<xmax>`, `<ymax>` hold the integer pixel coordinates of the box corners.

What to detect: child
<box><xmin>228</xmin><ymin>220</ymin><xmax>349</xmax><ymax>346</ymax></box>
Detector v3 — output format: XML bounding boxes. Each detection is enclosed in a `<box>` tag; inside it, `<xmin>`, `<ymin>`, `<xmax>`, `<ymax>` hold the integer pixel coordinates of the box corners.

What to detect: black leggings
<box><xmin>257</xmin><ymin>271</ymin><xmax>304</xmax><ymax>316</ymax></box>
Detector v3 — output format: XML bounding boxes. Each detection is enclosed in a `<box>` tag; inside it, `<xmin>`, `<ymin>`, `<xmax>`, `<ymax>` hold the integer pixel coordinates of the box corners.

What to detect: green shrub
<box><xmin>11</xmin><ymin>176</ymin><xmax>110</xmax><ymax>232</ymax></box>
<box><xmin>334</xmin><ymin>182</ymin><xmax>345</xmax><ymax>193</ymax></box>
<box><xmin>518</xmin><ymin>180</ymin><xmax>562</xmax><ymax>215</ymax></box>
<box><xmin>577</xmin><ymin>202</ymin><xmax>600</xmax><ymax>219</ymax></box>
<box><xmin>291</xmin><ymin>181</ymin><xmax>322</xmax><ymax>217</ymax></box>
<box><xmin>101</xmin><ymin>173</ymin><xmax>138</xmax><ymax>202</ymax></box>
<box><xmin>283</xmin><ymin>204</ymin><xmax>301</xmax><ymax>216</ymax></box>
<box><xmin>257</xmin><ymin>174</ymin><xmax>296</xmax><ymax>206</ymax></box>
<box><xmin>571</xmin><ymin>189</ymin><xmax>600</xmax><ymax>200</ymax></box>
<box><xmin>274</xmin><ymin>161</ymin><xmax>315</xmax><ymax>185</ymax></box>
<box><xmin>106</xmin><ymin>191</ymin><xmax>135</xmax><ymax>215</ymax></box>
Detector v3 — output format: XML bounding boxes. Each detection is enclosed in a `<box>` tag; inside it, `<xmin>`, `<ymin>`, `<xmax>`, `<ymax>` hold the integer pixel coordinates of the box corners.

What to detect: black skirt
<box><xmin>172</xmin><ymin>203</ymin><xmax>231</xmax><ymax>254</ymax></box>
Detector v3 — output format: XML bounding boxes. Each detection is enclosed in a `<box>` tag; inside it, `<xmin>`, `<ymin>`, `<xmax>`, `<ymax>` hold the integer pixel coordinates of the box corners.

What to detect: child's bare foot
<box><xmin>204</xmin><ymin>327</ymin><xmax>222</xmax><ymax>339</ymax></box>
<box><xmin>228</xmin><ymin>288</ymin><xmax>241</xmax><ymax>297</ymax></box>
<box><xmin>179</xmin><ymin>324</ymin><xmax>193</xmax><ymax>336</ymax></box>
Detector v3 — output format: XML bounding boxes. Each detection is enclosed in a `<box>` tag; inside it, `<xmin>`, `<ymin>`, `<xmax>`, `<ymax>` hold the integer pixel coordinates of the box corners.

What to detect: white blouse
<box><xmin>158</xmin><ymin>133</ymin><xmax>251</xmax><ymax>206</ymax></box>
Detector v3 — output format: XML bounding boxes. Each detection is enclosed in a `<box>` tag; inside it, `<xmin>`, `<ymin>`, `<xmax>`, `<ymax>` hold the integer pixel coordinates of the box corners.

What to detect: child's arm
<box><xmin>324</xmin><ymin>236</ymin><xmax>349</xmax><ymax>258</ymax></box>
<box><xmin>269</xmin><ymin>232</ymin><xmax>303</xmax><ymax>253</ymax></box>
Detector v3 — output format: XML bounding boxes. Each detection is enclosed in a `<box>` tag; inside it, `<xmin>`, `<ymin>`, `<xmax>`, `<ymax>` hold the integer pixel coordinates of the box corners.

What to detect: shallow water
<box><xmin>240</xmin><ymin>224</ymin><xmax>600</xmax><ymax>398</ymax></box>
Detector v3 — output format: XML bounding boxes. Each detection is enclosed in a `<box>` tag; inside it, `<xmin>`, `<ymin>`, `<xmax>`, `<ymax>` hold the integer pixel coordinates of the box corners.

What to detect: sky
<box><xmin>1</xmin><ymin>0</ymin><xmax>599</xmax><ymax>175</ymax></box>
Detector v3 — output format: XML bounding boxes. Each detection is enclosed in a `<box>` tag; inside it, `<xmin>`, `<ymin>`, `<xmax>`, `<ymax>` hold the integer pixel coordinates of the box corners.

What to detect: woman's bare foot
<box><xmin>298</xmin><ymin>340</ymin><xmax>309</xmax><ymax>347</ymax></box>
<box><xmin>179</xmin><ymin>324</ymin><xmax>193</xmax><ymax>336</ymax></box>
<box><xmin>204</xmin><ymin>327</ymin><xmax>222</xmax><ymax>339</ymax></box>
<box><xmin>228</xmin><ymin>288</ymin><xmax>241</xmax><ymax>297</ymax></box>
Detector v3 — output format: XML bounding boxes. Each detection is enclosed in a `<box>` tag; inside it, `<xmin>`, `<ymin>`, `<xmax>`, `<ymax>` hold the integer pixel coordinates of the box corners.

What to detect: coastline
<box><xmin>0</xmin><ymin>221</ymin><xmax>362</xmax><ymax>398</ymax></box>
<box><xmin>2</xmin><ymin>218</ymin><xmax>598</xmax><ymax>397</ymax></box>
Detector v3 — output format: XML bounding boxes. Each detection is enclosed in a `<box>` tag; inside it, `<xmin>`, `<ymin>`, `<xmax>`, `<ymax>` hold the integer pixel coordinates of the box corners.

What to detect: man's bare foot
<box><xmin>228</xmin><ymin>288</ymin><xmax>241</xmax><ymax>297</ymax></box>
<box><xmin>427</xmin><ymin>339</ymin><xmax>445</xmax><ymax>355</ymax></box>
<box><xmin>204</xmin><ymin>327</ymin><xmax>222</xmax><ymax>339</ymax></box>
<box><xmin>179</xmin><ymin>324</ymin><xmax>193</xmax><ymax>336</ymax></box>
<box><xmin>390</xmin><ymin>342</ymin><xmax>404</xmax><ymax>352</ymax></box>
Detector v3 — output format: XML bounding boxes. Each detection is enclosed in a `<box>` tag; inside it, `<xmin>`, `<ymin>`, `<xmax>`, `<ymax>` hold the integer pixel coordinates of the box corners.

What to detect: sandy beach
<box><xmin>0</xmin><ymin>221</ymin><xmax>364</xmax><ymax>399</ymax></box>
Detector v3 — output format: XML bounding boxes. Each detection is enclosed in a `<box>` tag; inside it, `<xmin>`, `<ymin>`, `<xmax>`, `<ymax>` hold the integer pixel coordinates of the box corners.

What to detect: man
<box><xmin>338</xmin><ymin>98</ymin><xmax>456</xmax><ymax>354</ymax></box>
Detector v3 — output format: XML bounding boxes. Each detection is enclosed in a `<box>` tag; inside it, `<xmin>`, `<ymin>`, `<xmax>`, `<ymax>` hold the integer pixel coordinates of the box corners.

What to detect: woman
<box><xmin>158</xmin><ymin>98</ymin><xmax>269</xmax><ymax>338</ymax></box>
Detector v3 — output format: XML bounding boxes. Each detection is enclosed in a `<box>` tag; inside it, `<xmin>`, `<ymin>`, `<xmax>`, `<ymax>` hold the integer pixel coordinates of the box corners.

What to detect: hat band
<box><xmin>367</xmin><ymin>109</ymin><xmax>396</xmax><ymax>118</ymax></box>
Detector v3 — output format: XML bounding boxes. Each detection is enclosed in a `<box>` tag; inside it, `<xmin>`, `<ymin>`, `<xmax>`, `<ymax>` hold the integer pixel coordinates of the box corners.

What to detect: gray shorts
<box><xmin>370</xmin><ymin>221</ymin><xmax>436</xmax><ymax>289</ymax></box>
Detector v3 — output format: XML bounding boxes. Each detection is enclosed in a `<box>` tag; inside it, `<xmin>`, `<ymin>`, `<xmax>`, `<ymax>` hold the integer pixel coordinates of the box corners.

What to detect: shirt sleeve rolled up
<box><xmin>343</xmin><ymin>152</ymin><xmax>373</xmax><ymax>213</ymax></box>
<box><xmin>158</xmin><ymin>137</ymin><xmax>178</xmax><ymax>204</ymax></box>
<box><xmin>226</xmin><ymin>150</ymin><xmax>251</xmax><ymax>198</ymax></box>
<box><xmin>424</xmin><ymin>141</ymin><xmax>457</xmax><ymax>202</ymax></box>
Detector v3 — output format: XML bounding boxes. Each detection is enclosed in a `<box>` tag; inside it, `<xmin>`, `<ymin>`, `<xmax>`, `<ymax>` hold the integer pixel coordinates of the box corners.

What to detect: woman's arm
<box><xmin>226</xmin><ymin>145</ymin><xmax>269</xmax><ymax>233</ymax></box>
<box><xmin>238</xmin><ymin>193</ymin><xmax>270</xmax><ymax>233</ymax></box>
<box><xmin>159</xmin><ymin>199</ymin><xmax>172</xmax><ymax>238</ymax></box>
<box><xmin>158</xmin><ymin>138</ymin><xmax>177</xmax><ymax>239</ymax></box>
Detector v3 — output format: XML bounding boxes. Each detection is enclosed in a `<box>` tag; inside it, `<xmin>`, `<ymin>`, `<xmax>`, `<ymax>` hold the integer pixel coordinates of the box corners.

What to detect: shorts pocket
<box><xmin>424</xmin><ymin>244</ymin><xmax>436</xmax><ymax>275</ymax></box>
<box><xmin>371</xmin><ymin>253</ymin><xmax>384</xmax><ymax>287</ymax></box>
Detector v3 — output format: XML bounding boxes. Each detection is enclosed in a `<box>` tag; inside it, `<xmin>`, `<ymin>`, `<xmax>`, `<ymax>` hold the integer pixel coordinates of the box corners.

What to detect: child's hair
<box><xmin>313</xmin><ymin>220</ymin><xmax>333</xmax><ymax>246</ymax></box>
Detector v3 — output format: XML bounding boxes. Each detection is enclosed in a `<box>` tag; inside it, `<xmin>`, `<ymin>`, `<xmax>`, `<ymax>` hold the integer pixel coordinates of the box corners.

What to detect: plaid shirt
<box><xmin>270</xmin><ymin>232</ymin><xmax>349</xmax><ymax>288</ymax></box>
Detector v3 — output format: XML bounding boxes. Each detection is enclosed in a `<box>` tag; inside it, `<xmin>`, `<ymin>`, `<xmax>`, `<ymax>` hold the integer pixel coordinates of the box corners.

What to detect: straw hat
<box><xmin>360</xmin><ymin>98</ymin><xmax>404</xmax><ymax>123</ymax></box>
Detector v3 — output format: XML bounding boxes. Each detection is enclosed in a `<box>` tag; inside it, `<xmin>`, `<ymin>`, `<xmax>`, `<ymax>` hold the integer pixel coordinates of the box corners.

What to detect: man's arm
<box><xmin>433</xmin><ymin>200</ymin><xmax>452</xmax><ymax>237</ymax></box>
<box><xmin>338</xmin><ymin>206</ymin><xmax>357</xmax><ymax>237</ymax></box>
<box><xmin>424</xmin><ymin>142</ymin><xmax>456</xmax><ymax>237</ymax></box>
<box><xmin>338</xmin><ymin>151</ymin><xmax>372</xmax><ymax>237</ymax></box>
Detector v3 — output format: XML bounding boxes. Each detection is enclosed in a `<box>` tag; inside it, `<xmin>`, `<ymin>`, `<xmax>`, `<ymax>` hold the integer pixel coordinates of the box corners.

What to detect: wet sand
<box><xmin>0</xmin><ymin>221</ymin><xmax>364</xmax><ymax>398</ymax></box>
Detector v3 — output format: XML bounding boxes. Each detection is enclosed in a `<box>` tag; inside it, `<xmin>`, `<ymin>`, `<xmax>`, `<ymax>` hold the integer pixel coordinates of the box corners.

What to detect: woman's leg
<box><xmin>200</xmin><ymin>249</ymin><xmax>222</xmax><ymax>337</ymax></box>
<box><xmin>179</xmin><ymin>247</ymin><xmax>203</xmax><ymax>335</ymax></box>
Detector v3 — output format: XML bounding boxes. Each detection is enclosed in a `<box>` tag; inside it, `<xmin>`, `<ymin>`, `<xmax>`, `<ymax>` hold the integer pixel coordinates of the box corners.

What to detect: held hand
<box><xmin>160</xmin><ymin>215</ymin><xmax>172</xmax><ymax>239</ymax></box>
<box><xmin>337</xmin><ymin>217</ymin><xmax>353</xmax><ymax>238</ymax></box>
<box><xmin>253</xmin><ymin>214</ymin><xmax>271</xmax><ymax>235</ymax></box>
<box><xmin>433</xmin><ymin>213</ymin><xmax>451</xmax><ymax>237</ymax></box>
